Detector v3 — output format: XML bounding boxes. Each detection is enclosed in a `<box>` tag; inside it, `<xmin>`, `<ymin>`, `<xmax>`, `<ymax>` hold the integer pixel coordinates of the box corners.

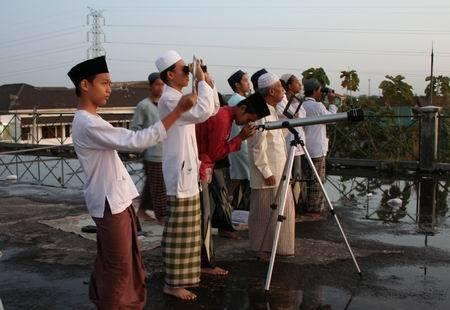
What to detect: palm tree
<box><xmin>302</xmin><ymin>67</ymin><xmax>330</xmax><ymax>87</ymax></box>
<box><xmin>340</xmin><ymin>70</ymin><xmax>360</xmax><ymax>93</ymax></box>
<box><xmin>378</xmin><ymin>75</ymin><xmax>414</xmax><ymax>108</ymax></box>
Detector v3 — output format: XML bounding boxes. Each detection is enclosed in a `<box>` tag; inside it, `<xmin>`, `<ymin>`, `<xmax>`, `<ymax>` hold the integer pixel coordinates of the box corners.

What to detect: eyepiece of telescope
<box><xmin>256</xmin><ymin>108</ymin><xmax>364</xmax><ymax>131</ymax></box>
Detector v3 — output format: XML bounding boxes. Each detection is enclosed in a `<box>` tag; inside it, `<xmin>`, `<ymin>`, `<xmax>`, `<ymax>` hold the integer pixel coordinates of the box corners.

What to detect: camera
<box><xmin>321</xmin><ymin>87</ymin><xmax>335</xmax><ymax>94</ymax></box>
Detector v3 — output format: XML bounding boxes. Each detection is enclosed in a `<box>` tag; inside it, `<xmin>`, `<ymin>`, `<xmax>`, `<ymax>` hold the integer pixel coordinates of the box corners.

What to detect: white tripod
<box><xmin>264</xmin><ymin>126</ymin><xmax>362</xmax><ymax>293</ymax></box>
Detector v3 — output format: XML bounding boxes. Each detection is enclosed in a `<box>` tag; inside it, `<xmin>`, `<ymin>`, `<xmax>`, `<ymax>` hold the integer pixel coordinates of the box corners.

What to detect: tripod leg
<box><xmin>300</xmin><ymin>142</ymin><xmax>362</xmax><ymax>276</ymax></box>
<box><xmin>264</xmin><ymin>144</ymin><xmax>297</xmax><ymax>292</ymax></box>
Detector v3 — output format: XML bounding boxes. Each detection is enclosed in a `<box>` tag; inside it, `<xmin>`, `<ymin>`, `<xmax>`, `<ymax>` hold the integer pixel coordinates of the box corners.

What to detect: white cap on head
<box><xmin>280</xmin><ymin>73</ymin><xmax>295</xmax><ymax>84</ymax></box>
<box><xmin>258</xmin><ymin>72</ymin><xmax>280</xmax><ymax>89</ymax></box>
<box><xmin>155</xmin><ymin>50</ymin><xmax>182</xmax><ymax>72</ymax></box>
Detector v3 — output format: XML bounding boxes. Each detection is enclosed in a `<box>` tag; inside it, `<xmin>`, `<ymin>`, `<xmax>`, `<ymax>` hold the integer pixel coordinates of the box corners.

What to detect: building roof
<box><xmin>0</xmin><ymin>83</ymin><xmax>149</xmax><ymax>112</ymax></box>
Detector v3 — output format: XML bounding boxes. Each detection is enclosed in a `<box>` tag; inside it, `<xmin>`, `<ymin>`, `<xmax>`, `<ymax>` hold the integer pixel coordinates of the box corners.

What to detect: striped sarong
<box><xmin>140</xmin><ymin>160</ymin><xmax>167</xmax><ymax>219</ymax></box>
<box><xmin>249</xmin><ymin>187</ymin><xmax>295</xmax><ymax>256</ymax></box>
<box><xmin>161</xmin><ymin>194</ymin><xmax>201</xmax><ymax>288</ymax></box>
<box><xmin>302</xmin><ymin>156</ymin><xmax>326</xmax><ymax>212</ymax></box>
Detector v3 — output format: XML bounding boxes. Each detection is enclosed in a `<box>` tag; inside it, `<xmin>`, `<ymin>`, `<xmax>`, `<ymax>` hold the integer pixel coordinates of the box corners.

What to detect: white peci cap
<box><xmin>155</xmin><ymin>50</ymin><xmax>182</xmax><ymax>72</ymax></box>
<box><xmin>258</xmin><ymin>72</ymin><xmax>280</xmax><ymax>89</ymax></box>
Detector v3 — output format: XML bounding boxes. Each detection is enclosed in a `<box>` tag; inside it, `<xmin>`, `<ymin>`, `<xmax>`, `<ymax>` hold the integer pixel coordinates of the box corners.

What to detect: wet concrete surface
<box><xmin>1</xmin><ymin>182</ymin><xmax>450</xmax><ymax>309</ymax></box>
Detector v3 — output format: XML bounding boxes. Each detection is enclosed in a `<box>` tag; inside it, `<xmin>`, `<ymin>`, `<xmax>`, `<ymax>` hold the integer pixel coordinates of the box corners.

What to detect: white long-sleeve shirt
<box><xmin>158</xmin><ymin>81</ymin><xmax>218</xmax><ymax>198</ymax></box>
<box><xmin>302</xmin><ymin>97</ymin><xmax>337</xmax><ymax>158</ymax></box>
<box><xmin>248</xmin><ymin>104</ymin><xmax>287</xmax><ymax>189</ymax></box>
<box><xmin>72</xmin><ymin>110</ymin><xmax>167</xmax><ymax>218</ymax></box>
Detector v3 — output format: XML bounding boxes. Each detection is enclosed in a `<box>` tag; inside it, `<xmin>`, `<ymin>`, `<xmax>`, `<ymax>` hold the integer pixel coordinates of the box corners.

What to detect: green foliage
<box><xmin>425</xmin><ymin>75</ymin><xmax>450</xmax><ymax>106</ymax></box>
<box><xmin>378</xmin><ymin>75</ymin><xmax>414</xmax><ymax>107</ymax></box>
<box><xmin>340</xmin><ymin>70</ymin><xmax>360</xmax><ymax>92</ymax></box>
<box><xmin>301</xmin><ymin>67</ymin><xmax>330</xmax><ymax>87</ymax></box>
<box><xmin>328</xmin><ymin>95</ymin><xmax>420</xmax><ymax>161</ymax></box>
<box><xmin>438</xmin><ymin>107</ymin><xmax>450</xmax><ymax>161</ymax></box>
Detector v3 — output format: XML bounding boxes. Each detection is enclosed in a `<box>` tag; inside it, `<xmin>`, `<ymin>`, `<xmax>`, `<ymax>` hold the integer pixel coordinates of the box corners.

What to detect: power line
<box><xmin>5</xmin><ymin>8</ymin><xmax>85</xmax><ymax>29</ymax></box>
<box><xmin>107</xmin><ymin>58</ymin><xmax>430</xmax><ymax>78</ymax></box>
<box><xmin>0</xmin><ymin>29</ymin><xmax>84</xmax><ymax>50</ymax></box>
<box><xmin>0</xmin><ymin>59</ymin><xmax>79</xmax><ymax>79</ymax></box>
<box><xmin>0</xmin><ymin>44</ymin><xmax>87</xmax><ymax>63</ymax></box>
<box><xmin>104</xmin><ymin>41</ymin><xmax>450</xmax><ymax>58</ymax></box>
<box><xmin>106</xmin><ymin>24</ymin><xmax>450</xmax><ymax>36</ymax></box>
<box><xmin>0</xmin><ymin>26</ymin><xmax>84</xmax><ymax>47</ymax></box>
<box><xmin>101</xmin><ymin>4</ymin><xmax>450</xmax><ymax>11</ymax></box>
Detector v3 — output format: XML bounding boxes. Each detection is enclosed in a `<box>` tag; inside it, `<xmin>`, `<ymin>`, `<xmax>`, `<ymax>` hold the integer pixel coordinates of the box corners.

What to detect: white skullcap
<box><xmin>155</xmin><ymin>50</ymin><xmax>182</xmax><ymax>72</ymax></box>
<box><xmin>280</xmin><ymin>73</ymin><xmax>295</xmax><ymax>84</ymax></box>
<box><xmin>258</xmin><ymin>72</ymin><xmax>280</xmax><ymax>89</ymax></box>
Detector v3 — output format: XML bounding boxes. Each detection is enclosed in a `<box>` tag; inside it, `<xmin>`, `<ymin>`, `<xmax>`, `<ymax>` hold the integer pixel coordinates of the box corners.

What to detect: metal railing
<box><xmin>1</xmin><ymin>109</ymin><xmax>448</xmax><ymax>190</ymax></box>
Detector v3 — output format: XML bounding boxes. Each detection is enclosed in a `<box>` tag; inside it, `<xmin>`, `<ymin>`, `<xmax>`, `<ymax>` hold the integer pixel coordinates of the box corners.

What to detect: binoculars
<box><xmin>182</xmin><ymin>60</ymin><xmax>207</xmax><ymax>75</ymax></box>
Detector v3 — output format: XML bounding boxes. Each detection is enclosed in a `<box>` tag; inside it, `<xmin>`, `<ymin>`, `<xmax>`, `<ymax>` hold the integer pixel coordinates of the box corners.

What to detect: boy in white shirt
<box><xmin>68</xmin><ymin>56</ymin><xmax>195</xmax><ymax>309</ymax></box>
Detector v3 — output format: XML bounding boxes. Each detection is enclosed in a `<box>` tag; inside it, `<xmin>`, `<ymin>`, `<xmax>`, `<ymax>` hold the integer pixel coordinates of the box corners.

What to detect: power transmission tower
<box><xmin>86</xmin><ymin>7</ymin><xmax>106</xmax><ymax>59</ymax></box>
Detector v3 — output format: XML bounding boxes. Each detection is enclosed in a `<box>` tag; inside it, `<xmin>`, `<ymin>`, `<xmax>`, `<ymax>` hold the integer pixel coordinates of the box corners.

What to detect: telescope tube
<box><xmin>257</xmin><ymin>109</ymin><xmax>364</xmax><ymax>131</ymax></box>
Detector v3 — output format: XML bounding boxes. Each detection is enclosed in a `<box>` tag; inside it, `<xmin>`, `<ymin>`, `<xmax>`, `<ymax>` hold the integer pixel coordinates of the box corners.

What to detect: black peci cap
<box><xmin>250</xmin><ymin>68</ymin><xmax>268</xmax><ymax>90</ymax></box>
<box><xmin>67</xmin><ymin>56</ymin><xmax>109</xmax><ymax>87</ymax></box>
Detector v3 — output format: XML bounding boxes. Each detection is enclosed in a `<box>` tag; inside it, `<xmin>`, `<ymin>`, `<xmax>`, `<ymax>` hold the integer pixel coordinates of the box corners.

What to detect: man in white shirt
<box><xmin>247</xmin><ymin>72</ymin><xmax>296</xmax><ymax>261</ymax></box>
<box><xmin>68</xmin><ymin>56</ymin><xmax>196</xmax><ymax>309</ymax></box>
<box><xmin>301</xmin><ymin>78</ymin><xmax>337</xmax><ymax>217</ymax></box>
<box><xmin>155</xmin><ymin>50</ymin><xmax>219</xmax><ymax>301</ymax></box>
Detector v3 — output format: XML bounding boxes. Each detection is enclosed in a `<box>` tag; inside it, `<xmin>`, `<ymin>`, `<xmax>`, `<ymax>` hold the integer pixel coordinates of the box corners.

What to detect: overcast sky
<box><xmin>1</xmin><ymin>0</ymin><xmax>449</xmax><ymax>96</ymax></box>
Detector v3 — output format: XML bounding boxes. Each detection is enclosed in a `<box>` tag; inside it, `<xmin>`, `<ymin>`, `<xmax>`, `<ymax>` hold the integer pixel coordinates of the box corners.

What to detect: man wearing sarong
<box><xmin>69</xmin><ymin>56</ymin><xmax>196</xmax><ymax>309</ymax></box>
<box><xmin>130</xmin><ymin>72</ymin><xmax>167</xmax><ymax>224</ymax></box>
<box><xmin>227</xmin><ymin>70</ymin><xmax>252</xmax><ymax>211</ymax></box>
<box><xmin>156</xmin><ymin>50</ymin><xmax>219</xmax><ymax>300</ymax></box>
<box><xmin>247</xmin><ymin>72</ymin><xmax>296</xmax><ymax>261</ymax></box>
<box><xmin>301</xmin><ymin>78</ymin><xmax>337</xmax><ymax>218</ymax></box>
<box><xmin>196</xmin><ymin>92</ymin><xmax>269</xmax><ymax>276</ymax></box>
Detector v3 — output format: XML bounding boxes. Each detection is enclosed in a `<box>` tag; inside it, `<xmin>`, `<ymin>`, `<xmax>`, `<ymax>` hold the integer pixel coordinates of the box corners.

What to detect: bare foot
<box><xmin>163</xmin><ymin>285</ymin><xmax>197</xmax><ymax>301</ymax></box>
<box><xmin>201</xmin><ymin>266</ymin><xmax>229</xmax><ymax>276</ymax></box>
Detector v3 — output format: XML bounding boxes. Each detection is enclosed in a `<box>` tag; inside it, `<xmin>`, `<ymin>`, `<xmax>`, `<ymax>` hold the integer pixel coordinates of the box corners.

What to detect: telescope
<box><xmin>257</xmin><ymin>108</ymin><xmax>364</xmax><ymax>131</ymax></box>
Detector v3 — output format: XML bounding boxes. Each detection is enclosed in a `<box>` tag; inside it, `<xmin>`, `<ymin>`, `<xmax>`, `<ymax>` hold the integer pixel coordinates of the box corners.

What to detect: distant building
<box><xmin>0</xmin><ymin>82</ymin><xmax>148</xmax><ymax>144</ymax></box>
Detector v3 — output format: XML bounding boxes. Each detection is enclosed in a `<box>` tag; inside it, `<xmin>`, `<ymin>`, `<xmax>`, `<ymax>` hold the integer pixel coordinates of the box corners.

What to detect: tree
<box><xmin>340</xmin><ymin>70</ymin><xmax>360</xmax><ymax>92</ymax></box>
<box><xmin>301</xmin><ymin>67</ymin><xmax>330</xmax><ymax>87</ymax></box>
<box><xmin>378</xmin><ymin>75</ymin><xmax>414</xmax><ymax>108</ymax></box>
<box><xmin>425</xmin><ymin>75</ymin><xmax>450</xmax><ymax>106</ymax></box>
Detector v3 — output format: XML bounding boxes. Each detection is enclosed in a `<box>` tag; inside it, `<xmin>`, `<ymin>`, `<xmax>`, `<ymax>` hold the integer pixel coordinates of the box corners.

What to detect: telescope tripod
<box><xmin>264</xmin><ymin>126</ymin><xmax>362</xmax><ymax>293</ymax></box>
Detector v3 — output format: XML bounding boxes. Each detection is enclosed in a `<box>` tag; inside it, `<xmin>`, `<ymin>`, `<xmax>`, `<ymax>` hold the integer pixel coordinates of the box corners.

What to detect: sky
<box><xmin>0</xmin><ymin>0</ymin><xmax>449</xmax><ymax>96</ymax></box>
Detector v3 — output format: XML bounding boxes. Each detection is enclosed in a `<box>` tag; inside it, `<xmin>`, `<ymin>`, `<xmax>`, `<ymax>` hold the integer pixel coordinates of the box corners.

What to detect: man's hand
<box><xmin>264</xmin><ymin>175</ymin><xmax>276</xmax><ymax>186</ymax></box>
<box><xmin>175</xmin><ymin>93</ymin><xmax>197</xmax><ymax>113</ymax></box>
<box><xmin>194</xmin><ymin>61</ymin><xmax>205</xmax><ymax>82</ymax></box>
<box><xmin>204</xmin><ymin>71</ymin><xmax>215</xmax><ymax>89</ymax></box>
<box><xmin>239</xmin><ymin>123</ymin><xmax>256</xmax><ymax>141</ymax></box>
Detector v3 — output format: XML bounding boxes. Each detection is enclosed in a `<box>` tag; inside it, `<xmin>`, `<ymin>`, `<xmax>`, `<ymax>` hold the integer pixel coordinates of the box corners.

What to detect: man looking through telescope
<box><xmin>301</xmin><ymin>78</ymin><xmax>338</xmax><ymax>218</ymax></box>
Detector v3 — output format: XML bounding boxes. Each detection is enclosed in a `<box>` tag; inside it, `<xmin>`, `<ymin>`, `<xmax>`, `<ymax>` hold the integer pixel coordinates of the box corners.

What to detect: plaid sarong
<box><xmin>161</xmin><ymin>194</ymin><xmax>201</xmax><ymax>288</ymax></box>
<box><xmin>140</xmin><ymin>160</ymin><xmax>167</xmax><ymax>219</ymax></box>
<box><xmin>302</xmin><ymin>156</ymin><xmax>326</xmax><ymax>212</ymax></box>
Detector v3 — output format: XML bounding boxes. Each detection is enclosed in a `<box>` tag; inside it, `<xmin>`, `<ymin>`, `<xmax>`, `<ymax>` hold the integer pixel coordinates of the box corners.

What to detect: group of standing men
<box><xmin>68</xmin><ymin>50</ymin><xmax>338</xmax><ymax>308</ymax></box>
